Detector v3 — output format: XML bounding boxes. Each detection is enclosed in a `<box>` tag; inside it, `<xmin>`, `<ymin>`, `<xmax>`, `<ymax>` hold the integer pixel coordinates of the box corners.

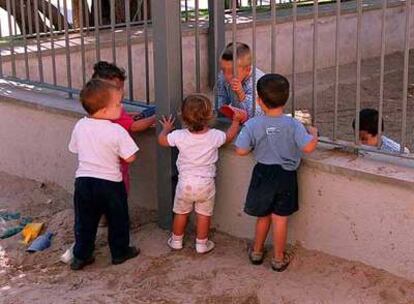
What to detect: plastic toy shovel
<box><xmin>27</xmin><ymin>232</ymin><xmax>53</xmax><ymax>252</ymax></box>
<box><xmin>21</xmin><ymin>222</ymin><xmax>44</xmax><ymax>244</ymax></box>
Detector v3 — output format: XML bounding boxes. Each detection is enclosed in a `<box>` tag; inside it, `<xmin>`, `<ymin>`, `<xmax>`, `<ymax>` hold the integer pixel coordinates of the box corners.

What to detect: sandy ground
<box><xmin>0</xmin><ymin>171</ymin><xmax>413</xmax><ymax>304</ymax></box>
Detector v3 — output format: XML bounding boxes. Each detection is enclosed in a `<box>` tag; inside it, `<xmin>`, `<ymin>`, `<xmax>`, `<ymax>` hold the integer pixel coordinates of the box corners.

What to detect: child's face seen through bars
<box><xmin>220</xmin><ymin>59</ymin><xmax>251</xmax><ymax>84</ymax></box>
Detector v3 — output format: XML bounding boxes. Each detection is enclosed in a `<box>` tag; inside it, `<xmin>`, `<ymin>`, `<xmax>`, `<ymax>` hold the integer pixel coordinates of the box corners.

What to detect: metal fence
<box><xmin>0</xmin><ymin>0</ymin><xmax>413</xmax><ymax>157</ymax></box>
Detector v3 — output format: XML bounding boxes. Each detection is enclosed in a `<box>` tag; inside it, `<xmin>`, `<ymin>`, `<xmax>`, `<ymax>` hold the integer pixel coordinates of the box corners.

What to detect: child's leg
<box><xmin>253</xmin><ymin>215</ymin><xmax>271</xmax><ymax>253</ymax></box>
<box><xmin>271</xmin><ymin>214</ymin><xmax>288</xmax><ymax>261</ymax></box>
<box><xmin>73</xmin><ymin>178</ymin><xmax>102</xmax><ymax>261</ymax></box>
<box><xmin>104</xmin><ymin>180</ymin><xmax>131</xmax><ymax>260</ymax></box>
<box><xmin>172</xmin><ymin>213</ymin><xmax>189</xmax><ymax>236</ymax></box>
<box><xmin>195</xmin><ymin>213</ymin><xmax>211</xmax><ymax>240</ymax></box>
<box><xmin>195</xmin><ymin>213</ymin><xmax>214</xmax><ymax>253</ymax></box>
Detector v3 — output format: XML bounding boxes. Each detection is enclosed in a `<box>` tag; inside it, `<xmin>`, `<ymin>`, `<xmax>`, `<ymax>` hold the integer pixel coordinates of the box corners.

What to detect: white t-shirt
<box><xmin>167</xmin><ymin>128</ymin><xmax>227</xmax><ymax>180</ymax></box>
<box><xmin>69</xmin><ymin>117</ymin><xmax>139</xmax><ymax>182</ymax></box>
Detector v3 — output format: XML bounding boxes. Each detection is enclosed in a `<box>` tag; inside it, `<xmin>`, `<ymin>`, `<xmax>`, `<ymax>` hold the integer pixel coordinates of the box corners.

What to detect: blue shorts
<box><xmin>244</xmin><ymin>163</ymin><xmax>299</xmax><ymax>217</ymax></box>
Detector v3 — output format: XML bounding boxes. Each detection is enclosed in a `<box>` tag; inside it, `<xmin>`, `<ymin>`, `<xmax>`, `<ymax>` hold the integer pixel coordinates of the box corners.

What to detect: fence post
<box><xmin>208</xmin><ymin>0</ymin><xmax>225</xmax><ymax>88</ymax></box>
<box><xmin>152</xmin><ymin>0</ymin><xmax>182</xmax><ymax>230</ymax></box>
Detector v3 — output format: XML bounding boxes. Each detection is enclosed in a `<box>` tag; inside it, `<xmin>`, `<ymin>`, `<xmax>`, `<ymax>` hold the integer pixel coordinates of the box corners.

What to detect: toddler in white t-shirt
<box><xmin>68</xmin><ymin>79</ymin><xmax>139</xmax><ymax>270</ymax></box>
<box><xmin>158</xmin><ymin>94</ymin><xmax>243</xmax><ymax>253</ymax></box>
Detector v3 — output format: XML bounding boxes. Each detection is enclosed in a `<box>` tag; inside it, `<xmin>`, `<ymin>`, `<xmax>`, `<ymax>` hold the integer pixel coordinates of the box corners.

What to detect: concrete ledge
<box><xmin>303</xmin><ymin>145</ymin><xmax>414</xmax><ymax>190</ymax></box>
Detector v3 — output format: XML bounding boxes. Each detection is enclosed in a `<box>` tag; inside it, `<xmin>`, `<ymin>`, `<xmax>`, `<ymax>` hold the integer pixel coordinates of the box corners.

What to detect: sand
<box><xmin>0</xmin><ymin>171</ymin><xmax>413</xmax><ymax>304</ymax></box>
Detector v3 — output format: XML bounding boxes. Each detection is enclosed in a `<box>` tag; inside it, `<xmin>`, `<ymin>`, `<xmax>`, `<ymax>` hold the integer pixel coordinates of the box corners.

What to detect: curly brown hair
<box><xmin>181</xmin><ymin>94</ymin><xmax>214</xmax><ymax>132</ymax></box>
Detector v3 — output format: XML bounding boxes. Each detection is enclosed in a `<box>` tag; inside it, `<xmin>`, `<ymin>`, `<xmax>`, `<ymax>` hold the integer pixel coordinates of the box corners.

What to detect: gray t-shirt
<box><xmin>235</xmin><ymin>115</ymin><xmax>313</xmax><ymax>171</ymax></box>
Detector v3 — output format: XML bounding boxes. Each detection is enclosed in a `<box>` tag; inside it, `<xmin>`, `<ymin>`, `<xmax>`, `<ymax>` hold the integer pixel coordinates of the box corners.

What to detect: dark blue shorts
<box><xmin>244</xmin><ymin>163</ymin><xmax>299</xmax><ymax>217</ymax></box>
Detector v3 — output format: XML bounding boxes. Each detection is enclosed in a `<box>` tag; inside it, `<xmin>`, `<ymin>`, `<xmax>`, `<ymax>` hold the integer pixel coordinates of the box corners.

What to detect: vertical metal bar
<box><xmin>94</xmin><ymin>0</ymin><xmax>101</xmax><ymax>61</ymax></box>
<box><xmin>20</xmin><ymin>0</ymin><xmax>30</xmax><ymax>80</ymax></box>
<box><xmin>0</xmin><ymin>17</ymin><xmax>3</xmax><ymax>77</ymax></box>
<box><xmin>195</xmin><ymin>0</ymin><xmax>201</xmax><ymax>92</ymax></box>
<box><xmin>12</xmin><ymin>0</ymin><xmax>18</xmax><ymax>37</ymax></box>
<box><xmin>48</xmin><ymin>0</ymin><xmax>57</xmax><ymax>85</ymax></box>
<box><xmin>34</xmin><ymin>0</ymin><xmax>44</xmax><ymax>82</ymax></box>
<box><xmin>232</xmin><ymin>0</ymin><xmax>237</xmax><ymax>77</ymax></box>
<box><xmin>377</xmin><ymin>0</ymin><xmax>387</xmax><ymax>148</ymax></box>
<box><xmin>292</xmin><ymin>0</ymin><xmax>297</xmax><ymax>116</ymax></box>
<box><xmin>312</xmin><ymin>0</ymin><xmax>318</xmax><ymax>125</ymax></box>
<box><xmin>152</xmin><ymin>0</ymin><xmax>183</xmax><ymax>230</ymax></box>
<box><xmin>85</xmin><ymin>0</ymin><xmax>90</xmax><ymax>33</ymax></box>
<box><xmin>185</xmin><ymin>0</ymin><xmax>189</xmax><ymax>22</ymax></box>
<box><xmin>252</xmin><ymin>0</ymin><xmax>257</xmax><ymax>117</ymax></box>
<box><xmin>125</xmin><ymin>0</ymin><xmax>134</xmax><ymax>100</ymax></box>
<box><xmin>79</xmin><ymin>0</ymin><xmax>86</xmax><ymax>85</ymax></box>
<box><xmin>401</xmin><ymin>0</ymin><xmax>411</xmax><ymax>152</ymax></box>
<box><xmin>208</xmin><ymin>0</ymin><xmax>225</xmax><ymax>88</ymax></box>
<box><xmin>57</xmin><ymin>0</ymin><xmax>62</xmax><ymax>31</ymax></box>
<box><xmin>333</xmin><ymin>0</ymin><xmax>340</xmax><ymax>140</ymax></box>
<box><xmin>63</xmin><ymin>0</ymin><xmax>73</xmax><ymax>97</ymax></box>
<box><xmin>6</xmin><ymin>0</ymin><xmax>16</xmax><ymax>77</ymax></box>
<box><xmin>27</xmin><ymin>0</ymin><xmax>33</xmax><ymax>34</ymax></box>
<box><xmin>42</xmin><ymin>0</ymin><xmax>47</xmax><ymax>33</ymax></box>
<box><xmin>355</xmin><ymin>0</ymin><xmax>362</xmax><ymax>145</ymax></box>
<box><xmin>99</xmin><ymin>0</ymin><xmax>103</xmax><ymax>26</ymax></box>
<box><xmin>110</xmin><ymin>0</ymin><xmax>116</xmax><ymax>64</ymax></box>
<box><xmin>144</xmin><ymin>0</ymin><xmax>150</xmax><ymax>104</ymax></box>
<box><xmin>271</xmin><ymin>0</ymin><xmax>276</xmax><ymax>73</ymax></box>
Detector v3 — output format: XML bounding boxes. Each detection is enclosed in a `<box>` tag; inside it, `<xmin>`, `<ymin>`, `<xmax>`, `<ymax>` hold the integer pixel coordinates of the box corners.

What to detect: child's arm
<box><xmin>130</xmin><ymin>115</ymin><xmax>156</xmax><ymax>133</ymax></box>
<box><xmin>231</xmin><ymin>78</ymin><xmax>263</xmax><ymax>117</ymax></box>
<box><xmin>225</xmin><ymin>111</ymin><xmax>243</xmax><ymax>144</ymax></box>
<box><xmin>123</xmin><ymin>154</ymin><xmax>136</xmax><ymax>163</ymax></box>
<box><xmin>235</xmin><ymin>147</ymin><xmax>251</xmax><ymax>156</ymax></box>
<box><xmin>158</xmin><ymin>115</ymin><xmax>175</xmax><ymax>147</ymax></box>
<box><xmin>301</xmin><ymin>126</ymin><xmax>318</xmax><ymax>154</ymax></box>
<box><xmin>234</xmin><ymin>122</ymin><xmax>254</xmax><ymax>156</ymax></box>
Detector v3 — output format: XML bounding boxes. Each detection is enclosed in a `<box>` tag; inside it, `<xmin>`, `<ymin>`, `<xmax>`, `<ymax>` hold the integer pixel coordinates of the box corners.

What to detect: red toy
<box><xmin>219</xmin><ymin>105</ymin><xmax>248</xmax><ymax>124</ymax></box>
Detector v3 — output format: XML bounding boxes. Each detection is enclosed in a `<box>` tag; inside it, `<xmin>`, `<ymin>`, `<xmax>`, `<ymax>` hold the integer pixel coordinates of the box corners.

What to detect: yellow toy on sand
<box><xmin>21</xmin><ymin>223</ymin><xmax>44</xmax><ymax>244</ymax></box>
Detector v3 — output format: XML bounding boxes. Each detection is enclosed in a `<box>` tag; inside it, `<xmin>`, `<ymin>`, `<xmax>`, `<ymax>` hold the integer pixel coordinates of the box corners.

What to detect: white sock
<box><xmin>196</xmin><ymin>238</ymin><xmax>208</xmax><ymax>244</ymax></box>
<box><xmin>172</xmin><ymin>233</ymin><xmax>184</xmax><ymax>241</ymax></box>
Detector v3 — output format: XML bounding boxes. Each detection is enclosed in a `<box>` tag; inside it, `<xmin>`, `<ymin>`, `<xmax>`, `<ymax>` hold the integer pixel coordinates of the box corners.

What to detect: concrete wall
<box><xmin>1</xmin><ymin>89</ymin><xmax>413</xmax><ymax>281</ymax></box>
<box><xmin>0</xmin><ymin>85</ymin><xmax>157</xmax><ymax>213</ymax></box>
<box><xmin>2</xmin><ymin>3</ymin><xmax>414</xmax><ymax>100</ymax></box>
<box><xmin>215</xmin><ymin>146</ymin><xmax>414</xmax><ymax>281</ymax></box>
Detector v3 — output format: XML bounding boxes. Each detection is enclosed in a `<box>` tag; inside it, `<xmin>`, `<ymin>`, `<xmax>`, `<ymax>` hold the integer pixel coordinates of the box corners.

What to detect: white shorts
<box><xmin>173</xmin><ymin>177</ymin><xmax>216</xmax><ymax>216</ymax></box>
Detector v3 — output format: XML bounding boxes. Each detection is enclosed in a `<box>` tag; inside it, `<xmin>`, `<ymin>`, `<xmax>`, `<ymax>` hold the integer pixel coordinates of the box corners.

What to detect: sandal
<box><xmin>248</xmin><ymin>247</ymin><xmax>264</xmax><ymax>265</ymax></box>
<box><xmin>271</xmin><ymin>252</ymin><xmax>293</xmax><ymax>272</ymax></box>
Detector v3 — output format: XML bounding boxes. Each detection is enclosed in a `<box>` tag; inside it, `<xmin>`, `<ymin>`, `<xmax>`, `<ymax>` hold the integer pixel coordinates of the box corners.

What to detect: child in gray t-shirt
<box><xmin>235</xmin><ymin>74</ymin><xmax>318</xmax><ymax>272</ymax></box>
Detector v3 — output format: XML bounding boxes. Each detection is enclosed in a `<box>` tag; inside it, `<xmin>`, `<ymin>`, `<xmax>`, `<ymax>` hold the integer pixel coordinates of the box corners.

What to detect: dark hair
<box><xmin>92</xmin><ymin>61</ymin><xmax>126</xmax><ymax>83</ymax></box>
<box><xmin>80</xmin><ymin>79</ymin><xmax>118</xmax><ymax>115</ymax></box>
<box><xmin>181</xmin><ymin>94</ymin><xmax>213</xmax><ymax>132</ymax></box>
<box><xmin>352</xmin><ymin>108</ymin><xmax>384</xmax><ymax>136</ymax></box>
<box><xmin>256</xmin><ymin>74</ymin><xmax>290</xmax><ymax>109</ymax></box>
<box><xmin>221</xmin><ymin>42</ymin><xmax>251</xmax><ymax>66</ymax></box>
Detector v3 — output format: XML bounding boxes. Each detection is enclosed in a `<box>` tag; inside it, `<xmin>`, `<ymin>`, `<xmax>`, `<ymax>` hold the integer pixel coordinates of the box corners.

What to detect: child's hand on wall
<box><xmin>159</xmin><ymin>115</ymin><xmax>176</xmax><ymax>133</ymax></box>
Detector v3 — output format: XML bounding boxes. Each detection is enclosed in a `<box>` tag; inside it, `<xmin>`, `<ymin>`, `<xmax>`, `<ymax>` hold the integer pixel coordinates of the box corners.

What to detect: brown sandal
<box><xmin>271</xmin><ymin>252</ymin><xmax>293</xmax><ymax>272</ymax></box>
